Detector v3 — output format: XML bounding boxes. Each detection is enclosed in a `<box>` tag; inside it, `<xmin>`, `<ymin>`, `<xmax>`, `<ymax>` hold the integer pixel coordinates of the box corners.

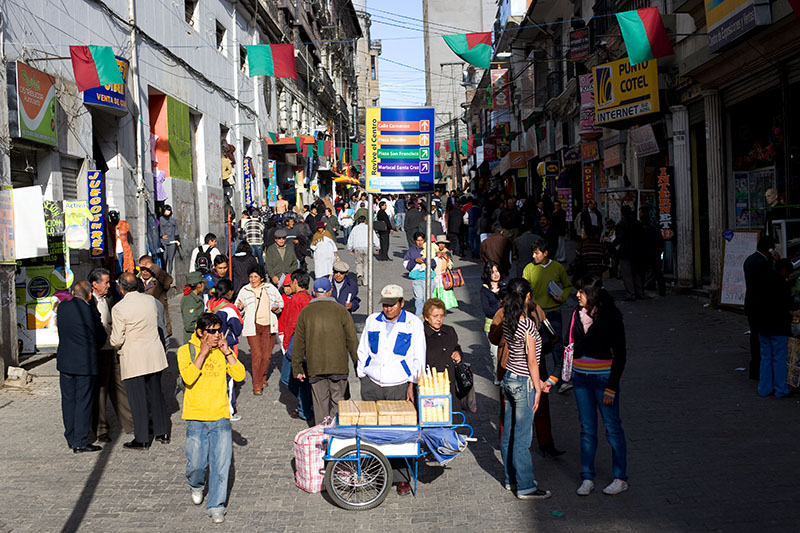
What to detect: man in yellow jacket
<box><xmin>178</xmin><ymin>312</ymin><xmax>245</xmax><ymax>524</ymax></box>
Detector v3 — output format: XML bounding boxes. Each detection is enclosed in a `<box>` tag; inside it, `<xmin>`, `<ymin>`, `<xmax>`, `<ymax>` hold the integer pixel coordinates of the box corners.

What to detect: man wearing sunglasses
<box><xmin>178</xmin><ymin>312</ymin><xmax>245</xmax><ymax>524</ymax></box>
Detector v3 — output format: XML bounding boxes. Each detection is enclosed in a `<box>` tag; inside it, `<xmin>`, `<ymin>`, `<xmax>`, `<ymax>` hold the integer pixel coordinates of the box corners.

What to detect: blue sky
<box><xmin>367</xmin><ymin>1</ymin><xmax>427</xmax><ymax>107</ymax></box>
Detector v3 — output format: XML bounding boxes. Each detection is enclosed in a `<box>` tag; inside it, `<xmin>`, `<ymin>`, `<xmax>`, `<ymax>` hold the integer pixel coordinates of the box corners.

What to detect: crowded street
<box><xmin>1</xmin><ymin>231</ymin><xmax>798</xmax><ymax>531</ymax></box>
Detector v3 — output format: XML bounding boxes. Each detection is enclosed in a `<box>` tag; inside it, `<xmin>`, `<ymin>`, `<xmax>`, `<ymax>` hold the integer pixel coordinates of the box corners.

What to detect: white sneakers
<box><xmin>576</xmin><ymin>480</ymin><xmax>594</xmax><ymax>496</ymax></box>
<box><xmin>210</xmin><ymin>510</ymin><xmax>225</xmax><ymax>524</ymax></box>
<box><xmin>191</xmin><ymin>487</ymin><xmax>204</xmax><ymax>505</ymax></box>
<box><xmin>576</xmin><ymin>479</ymin><xmax>628</xmax><ymax>496</ymax></box>
<box><xmin>602</xmin><ymin>479</ymin><xmax>629</xmax><ymax>495</ymax></box>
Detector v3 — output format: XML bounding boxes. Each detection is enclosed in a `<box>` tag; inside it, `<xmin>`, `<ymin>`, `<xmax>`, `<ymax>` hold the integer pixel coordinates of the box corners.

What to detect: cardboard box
<box><xmin>338</xmin><ymin>400</ymin><xmax>378</xmax><ymax>426</ymax></box>
<box><xmin>376</xmin><ymin>400</ymin><xmax>417</xmax><ymax>426</ymax></box>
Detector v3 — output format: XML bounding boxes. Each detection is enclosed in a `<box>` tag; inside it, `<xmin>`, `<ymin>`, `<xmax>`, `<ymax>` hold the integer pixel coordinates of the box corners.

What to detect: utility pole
<box><xmin>441</xmin><ymin>62</ymin><xmax>463</xmax><ymax>191</ymax></box>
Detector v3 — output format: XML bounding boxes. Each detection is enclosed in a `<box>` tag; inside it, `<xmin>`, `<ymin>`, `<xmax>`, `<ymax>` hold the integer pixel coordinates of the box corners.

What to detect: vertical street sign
<box><xmin>365</xmin><ymin>107</ymin><xmax>435</xmax><ymax>193</ymax></box>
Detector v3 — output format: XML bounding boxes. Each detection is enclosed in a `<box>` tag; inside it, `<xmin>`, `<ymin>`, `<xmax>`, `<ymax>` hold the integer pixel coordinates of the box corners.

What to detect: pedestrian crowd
<box><xmin>55</xmin><ymin>187</ymin><xmax>708</xmax><ymax>522</ymax></box>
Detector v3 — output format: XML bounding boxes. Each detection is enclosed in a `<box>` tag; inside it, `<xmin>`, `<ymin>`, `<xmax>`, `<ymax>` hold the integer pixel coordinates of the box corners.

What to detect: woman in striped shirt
<box><xmin>571</xmin><ymin>275</ymin><xmax>629</xmax><ymax>497</ymax></box>
<box><xmin>499</xmin><ymin>278</ymin><xmax>552</xmax><ymax>500</ymax></box>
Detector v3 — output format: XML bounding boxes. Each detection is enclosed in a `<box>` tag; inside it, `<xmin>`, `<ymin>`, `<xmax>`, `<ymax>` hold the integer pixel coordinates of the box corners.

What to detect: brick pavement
<box><xmin>2</xmin><ymin>231</ymin><xmax>800</xmax><ymax>531</ymax></box>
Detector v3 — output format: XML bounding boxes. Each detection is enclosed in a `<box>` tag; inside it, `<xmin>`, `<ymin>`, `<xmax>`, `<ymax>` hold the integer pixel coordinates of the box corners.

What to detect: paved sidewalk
<box><xmin>1</xmin><ymin>231</ymin><xmax>799</xmax><ymax>531</ymax></box>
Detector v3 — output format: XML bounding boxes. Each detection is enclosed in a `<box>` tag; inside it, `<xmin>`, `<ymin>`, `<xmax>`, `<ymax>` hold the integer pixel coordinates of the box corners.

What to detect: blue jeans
<box><xmin>185</xmin><ymin>419</ymin><xmax>233</xmax><ymax>514</ymax></box>
<box><xmin>251</xmin><ymin>244</ymin><xmax>264</xmax><ymax>266</ymax></box>
<box><xmin>545</xmin><ymin>310</ymin><xmax>564</xmax><ymax>379</ymax></box>
<box><xmin>412</xmin><ymin>278</ymin><xmax>425</xmax><ymax>315</ymax></box>
<box><xmin>468</xmin><ymin>226</ymin><xmax>479</xmax><ymax>257</ymax></box>
<box><xmin>342</xmin><ymin>225</ymin><xmax>352</xmax><ymax>243</ymax></box>
<box><xmin>758</xmin><ymin>334</ymin><xmax>790</xmax><ymax>398</ymax></box>
<box><xmin>573</xmin><ymin>371</ymin><xmax>627</xmax><ymax>481</ymax></box>
<box><xmin>500</xmin><ymin>371</ymin><xmax>539</xmax><ymax>494</ymax></box>
<box><xmin>280</xmin><ymin>354</ymin><xmax>314</xmax><ymax>420</ymax></box>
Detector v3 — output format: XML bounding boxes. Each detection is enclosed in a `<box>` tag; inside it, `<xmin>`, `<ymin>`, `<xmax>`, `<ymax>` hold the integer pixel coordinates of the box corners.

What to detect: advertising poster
<box><xmin>557</xmin><ymin>188</ymin><xmax>574</xmax><ymax>222</ymax></box>
<box><xmin>365</xmin><ymin>107</ymin><xmax>435</xmax><ymax>193</ymax></box>
<box><xmin>705</xmin><ymin>0</ymin><xmax>770</xmax><ymax>52</ymax></box>
<box><xmin>490</xmin><ymin>69</ymin><xmax>511</xmax><ymax>109</ymax></box>
<box><xmin>593</xmin><ymin>58</ymin><xmax>660</xmax><ymax>125</ymax></box>
<box><xmin>88</xmin><ymin>170</ymin><xmax>106</xmax><ymax>257</ymax></box>
<box><xmin>578</xmin><ymin>74</ymin><xmax>602</xmax><ymax>138</ymax></box>
<box><xmin>583</xmin><ymin>165</ymin><xmax>595</xmax><ymax>204</ymax></box>
<box><xmin>43</xmin><ymin>201</ymin><xmax>65</xmax><ymax>236</ymax></box>
<box><xmin>12</xmin><ymin>186</ymin><xmax>48</xmax><ymax>259</ymax></box>
<box><xmin>63</xmin><ymin>200</ymin><xmax>92</xmax><ymax>249</ymax></box>
<box><xmin>0</xmin><ymin>186</ymin><xmax>14</xmax><ymax>262</ymax></box>
<box><xmin>12</xmin><ymin>62</ymin><xmax>57</xmax><ymax>146</ymax></box>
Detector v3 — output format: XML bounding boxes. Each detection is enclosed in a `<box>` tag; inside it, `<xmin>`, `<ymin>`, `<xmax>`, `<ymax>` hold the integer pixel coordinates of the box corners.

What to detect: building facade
<box><xmin>0</xmin><ymin>0</ymin><xmax>362</xmax><ymax>373</ymax></box>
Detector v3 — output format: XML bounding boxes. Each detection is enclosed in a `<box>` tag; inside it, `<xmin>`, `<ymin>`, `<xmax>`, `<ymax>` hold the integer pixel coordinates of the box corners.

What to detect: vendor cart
<box><xmin>322</xmin><ymin>411</ymin><xmax>474</xmax><ymax>511</ymax></box>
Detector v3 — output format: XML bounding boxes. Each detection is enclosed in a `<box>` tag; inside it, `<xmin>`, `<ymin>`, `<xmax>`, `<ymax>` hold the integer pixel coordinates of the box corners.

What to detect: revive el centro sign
<box><xmin>593</xmin><ymin>58</ymin><xmax>659</xmax><ymax>125</ymax></box>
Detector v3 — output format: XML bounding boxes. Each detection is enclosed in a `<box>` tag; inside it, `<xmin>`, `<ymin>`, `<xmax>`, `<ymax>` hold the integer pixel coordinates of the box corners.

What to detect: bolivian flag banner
<box><xmin>69</xmin><ymin>45</ymin><xmax>124</xmax><ymax>92</ymax></box>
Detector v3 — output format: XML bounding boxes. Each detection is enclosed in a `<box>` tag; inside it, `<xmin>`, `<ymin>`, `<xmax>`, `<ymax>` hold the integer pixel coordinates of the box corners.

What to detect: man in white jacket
<box><xmin>356</xmin><ymin>284</ymin><xmax>426</xmax><ymax>496</ymax></box>
<box><xmin>346</xmin><ymin>216</ymin><xmax>380</xmax><ymax>286</ymax></box>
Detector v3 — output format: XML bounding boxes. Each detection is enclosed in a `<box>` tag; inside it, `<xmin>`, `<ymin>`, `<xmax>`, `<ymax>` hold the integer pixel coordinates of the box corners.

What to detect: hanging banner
<box><xmin>87</xmin><ymin>170</ymin><xmax>106</xmax><ymax>258</ymax></box>
<box><xmin>267</xmin><ymin>160</ymin><xmax>278</xmax><ymax>207</ymax></box>
<box><xmin>578</xmin><ymin>73</ymin><xmax>603</xmax><ymax>138</ymax></box>
<box><xmin>657</xmin><ymin>166</ymin><xmax>675</xmax><ymax>240</ymax></box>
<box><xmin>569</xmin><ymin>28</ymin><xmax>590</xmax><ymax>60</ymax></box>
<box><xmin>12</xmin><ymin>186</ymin><xmax>48</xmax><ymax>260</ymax></box>
<box><xmin>581</xmin><ymin>141</ymin><xmax>599</xmax><ymax>162</ymax></box>
<box><xmin>365</xmin><ymin>107</ymin><xmax>435</xmax><ymax>193</ymax></box>
<box><xmin>630</xmin><ymin>124</ymin><xmax>660</xmax><ymax>157</ymax></box>
<box><xmin>491</xmin><ymin>69</ymin><xmax>511</xmax><ymax>109</ymax></box>
<box><xmin>63</xmin><ymin>200</ymin><xmax>92</xmax><ymax>249</ymax></box>
<box><xmin>83</xmin><ymin>56</ymin><xmax>129</xmax><ymax>115</ymax></box>
<box><xmin>0</xmin><ymin>186</ymin><xmax>14</xmax><ymax>263</ymax></box>
<box><xmin>583</xmin><ymin>165</ymin><xmax>595</xmax><ymax>204</ymax></box>
<box><xmin>243</xmin><ymin>157</ymin><xmax>254</xmax><ymax>207</ymax></box>
<box><xmin>10</xmin><ymin>62</ymin><xmax>58</xmax><ymax>146</ymax></box>
<box><xmin>593</xmin><ymin>58</ymin><xmax>660</xmax><ymax>125</ymax></box>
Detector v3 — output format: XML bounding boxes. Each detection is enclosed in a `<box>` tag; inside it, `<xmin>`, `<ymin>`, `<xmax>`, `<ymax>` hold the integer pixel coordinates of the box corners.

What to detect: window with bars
<box><xmin>61</xmin><ymin>157</ymin><xmax>81</xmax><ymax>201</ymax></box>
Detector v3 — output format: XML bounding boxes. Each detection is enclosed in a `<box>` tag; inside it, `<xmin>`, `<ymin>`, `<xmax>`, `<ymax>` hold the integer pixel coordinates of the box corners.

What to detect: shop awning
<box><xmin>266</xmin><ymin>135</ymin><xmax>315</xmax><ymax>146</ymax></box>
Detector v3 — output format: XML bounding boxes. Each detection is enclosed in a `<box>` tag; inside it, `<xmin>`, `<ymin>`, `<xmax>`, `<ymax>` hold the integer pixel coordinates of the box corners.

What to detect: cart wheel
<box><xmin>324</xmin><ymin>444</ymin><xmax>393</xmax><ymax>511</ymax></box>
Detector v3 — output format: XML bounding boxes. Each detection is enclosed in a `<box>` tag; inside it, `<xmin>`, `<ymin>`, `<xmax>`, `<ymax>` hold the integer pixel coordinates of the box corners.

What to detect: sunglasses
<box><xmin>204</xmin><ymin>328</ymin><xmax>222</xmax><ymax>334</ymax></box>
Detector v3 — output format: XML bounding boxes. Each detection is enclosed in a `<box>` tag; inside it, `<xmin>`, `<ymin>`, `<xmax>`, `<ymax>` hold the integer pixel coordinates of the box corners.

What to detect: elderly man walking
<box><xmin>110</xmin><ymin>272</ymin><xmax>170</xmax><ymax>449</ymax></box>
<box><xmin>57</xmin><ymin>281</ymin><xmax>107</xmax><ymax>453</ymax></box>
<box><xmin>292</xmin><ymin>277</ymin><xmax>359</xmax><ymax>424</ymax></box>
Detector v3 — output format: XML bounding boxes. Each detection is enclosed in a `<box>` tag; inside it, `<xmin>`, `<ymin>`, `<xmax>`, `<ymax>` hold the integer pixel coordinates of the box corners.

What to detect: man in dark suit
<box><xmin>744</xmin><ymin>235</ymin><xmax>776</xmax><ymax>380</ymax></box>
<box><xmin>57</xmin><ymin>280</ymin><xmax>107</xmax><ymax>453</ymax></box>
<box><xmin>376</xmin><ymin>201</ymin><xmax>394</xmax><ymax>260</ymax></box>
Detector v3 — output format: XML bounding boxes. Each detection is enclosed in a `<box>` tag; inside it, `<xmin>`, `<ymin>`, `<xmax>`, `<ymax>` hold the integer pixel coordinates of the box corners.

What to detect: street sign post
<box><xmin>365</xmin><ymin>107</ymin><xmax>435</xmax><ymax>193</ymax></box>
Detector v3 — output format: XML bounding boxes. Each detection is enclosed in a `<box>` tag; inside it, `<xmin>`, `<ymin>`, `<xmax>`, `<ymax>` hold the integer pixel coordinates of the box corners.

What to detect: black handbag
<box><xmin>373</xmin><ymin>220</ymin><xmax>388</xmax><ymax>232</ymax></box>
<box><xmin>453</xmin><ymin>362</ymin><xmax>473</xmax><ymax>398</ymax></box>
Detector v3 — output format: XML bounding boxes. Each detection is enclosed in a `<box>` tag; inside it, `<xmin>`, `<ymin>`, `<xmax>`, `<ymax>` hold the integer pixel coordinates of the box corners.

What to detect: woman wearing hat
<box><xmin>310</xmin><ymin>221</ymin><xmax>338</xmax><ymax>278</ymax></box>
<box><xmin>431</xmin><ymin>235</ymin><xmax>458</xmax><ymax>310</ymax></box>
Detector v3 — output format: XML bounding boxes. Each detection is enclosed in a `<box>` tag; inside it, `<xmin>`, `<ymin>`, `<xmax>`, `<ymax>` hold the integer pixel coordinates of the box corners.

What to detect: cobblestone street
<box><xmin>2</xmin><ymin>232</ymin><xmax>799</xmax><ymax>532</ymax></box>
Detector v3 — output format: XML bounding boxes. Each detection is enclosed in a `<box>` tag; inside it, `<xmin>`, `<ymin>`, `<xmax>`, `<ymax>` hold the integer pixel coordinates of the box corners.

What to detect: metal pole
<box><xmin>451</xmin><ymin>64</ymin><xmax>463</xmax><ymax>191</ymax></box>
<box><xmin>424</xmin><ymin>193</ymin><xmax>432</xmax><ymax>300</ymax></box>
<box><xmin>367</xmin><ymin>192</ymin><xmax>374</xmax><ymax>315</ymax></box>
<box><xmin>129</xmin><ymin>0</ymin><xmax>146</xmax><ymax>259</ymax></box>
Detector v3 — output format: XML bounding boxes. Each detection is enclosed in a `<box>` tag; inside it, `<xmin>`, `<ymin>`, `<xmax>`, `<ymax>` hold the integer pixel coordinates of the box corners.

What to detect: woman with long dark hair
<box><xmin>498</xmin><ymin>278</ymin><xmax>551</xmax><ymax>500</ymax></box>
<box><xmin>481</xmin><ymin>261</ymin><xmax>504</xmax><ymax>381</ymax></box>
<box><xmin>571</xmin><ymin>275</ymin><xmax>628</xmax><ymax>496</ymax></box>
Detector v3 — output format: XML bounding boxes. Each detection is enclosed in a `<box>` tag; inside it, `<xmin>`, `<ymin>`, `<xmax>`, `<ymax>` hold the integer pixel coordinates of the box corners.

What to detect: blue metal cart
<box><xmin>322</xmin><ymin>412</ymin><xmax>474</xmax><ymax>511</ymax></box>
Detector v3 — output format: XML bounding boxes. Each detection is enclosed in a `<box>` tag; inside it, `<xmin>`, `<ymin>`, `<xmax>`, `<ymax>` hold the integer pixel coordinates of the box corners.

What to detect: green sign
<box><xmin>167</xmin><ymin>96</ymin><xmax>192</xmax><ymax>181</ymax></box>
<box><xmin>14</xmin><ymin>62</ymin><xmax>57</xmax><ymax>146</ymax></box>
<box><xmin>376</xmin><ymin>148</ymin><xmax>420</xmax><ymax>159</ymax></box>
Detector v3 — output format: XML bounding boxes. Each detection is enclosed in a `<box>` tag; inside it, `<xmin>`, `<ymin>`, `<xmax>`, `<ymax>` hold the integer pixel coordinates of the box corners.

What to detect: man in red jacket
<box><xmin>279</xmin><ymin>269</ymin><xmax>314</xmax><ymax>420</ymax></box>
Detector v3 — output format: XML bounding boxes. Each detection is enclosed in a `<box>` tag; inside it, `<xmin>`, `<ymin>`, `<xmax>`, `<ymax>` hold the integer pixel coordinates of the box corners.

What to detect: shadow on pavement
<box><xmin>60</xmin><ymin>432</ymin><xmax>118</xmax><ymax>532</ymax></box>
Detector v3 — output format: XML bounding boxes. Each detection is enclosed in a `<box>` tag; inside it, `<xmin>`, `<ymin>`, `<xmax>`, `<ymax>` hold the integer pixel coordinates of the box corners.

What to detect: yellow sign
<box><xmin>593</xmin><ymin>58</ymin><xmax>659</xmax><ymax>125</ymax></box>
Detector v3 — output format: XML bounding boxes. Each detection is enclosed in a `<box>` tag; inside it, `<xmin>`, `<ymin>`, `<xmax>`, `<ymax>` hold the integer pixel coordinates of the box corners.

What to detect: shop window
<box><xmin>185</xmin><ymin>0</ymin><xmax>198</xmax><ymax>27</ymax></box>
<box><xmin>215</xmin><ymin>21</ymin><xmax>226</xmax><ymax>53</ymax></box>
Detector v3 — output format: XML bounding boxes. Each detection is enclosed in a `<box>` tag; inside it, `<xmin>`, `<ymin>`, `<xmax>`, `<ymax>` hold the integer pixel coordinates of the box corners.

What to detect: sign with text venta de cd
<box><xmin>365</xmin><ymin>107</ymin><xmax>435</xmax><ymax>193</ymax></box>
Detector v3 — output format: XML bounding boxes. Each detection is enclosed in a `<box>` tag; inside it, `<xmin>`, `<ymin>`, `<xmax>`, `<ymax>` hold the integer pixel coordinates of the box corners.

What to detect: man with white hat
<box><xmin>329</xmin><ymin>261</ymin><xmax>360</xmax><ymax>313</ymax></box>
<box><xmin>356</xmin><ymin>283</ymin><xmax>426</xmax><ymax>495</ymax></box>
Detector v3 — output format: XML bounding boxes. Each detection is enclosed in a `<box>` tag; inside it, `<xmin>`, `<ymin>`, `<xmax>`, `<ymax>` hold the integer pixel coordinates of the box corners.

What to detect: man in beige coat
<box><xmin>110</xmin><ymin>272</ymin><xmax>170</xmax><ymax>449</ymax></box>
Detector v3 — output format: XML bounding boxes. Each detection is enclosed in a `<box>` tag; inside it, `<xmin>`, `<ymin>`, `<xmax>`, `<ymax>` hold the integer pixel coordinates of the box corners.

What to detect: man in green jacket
<box><xmin>181</xmin><ymin>271</ymin><xmax>206</xmax><ymax>343</ymax></box>
<box><xmin>265</xmin><ymin>229</ymin><xmax>298</xmax><ymax>286</ymax></box>
<box><xmin>292</xmin><ymin>277</ymin><xmax>359</xmax><ymax>424</ymax></box>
